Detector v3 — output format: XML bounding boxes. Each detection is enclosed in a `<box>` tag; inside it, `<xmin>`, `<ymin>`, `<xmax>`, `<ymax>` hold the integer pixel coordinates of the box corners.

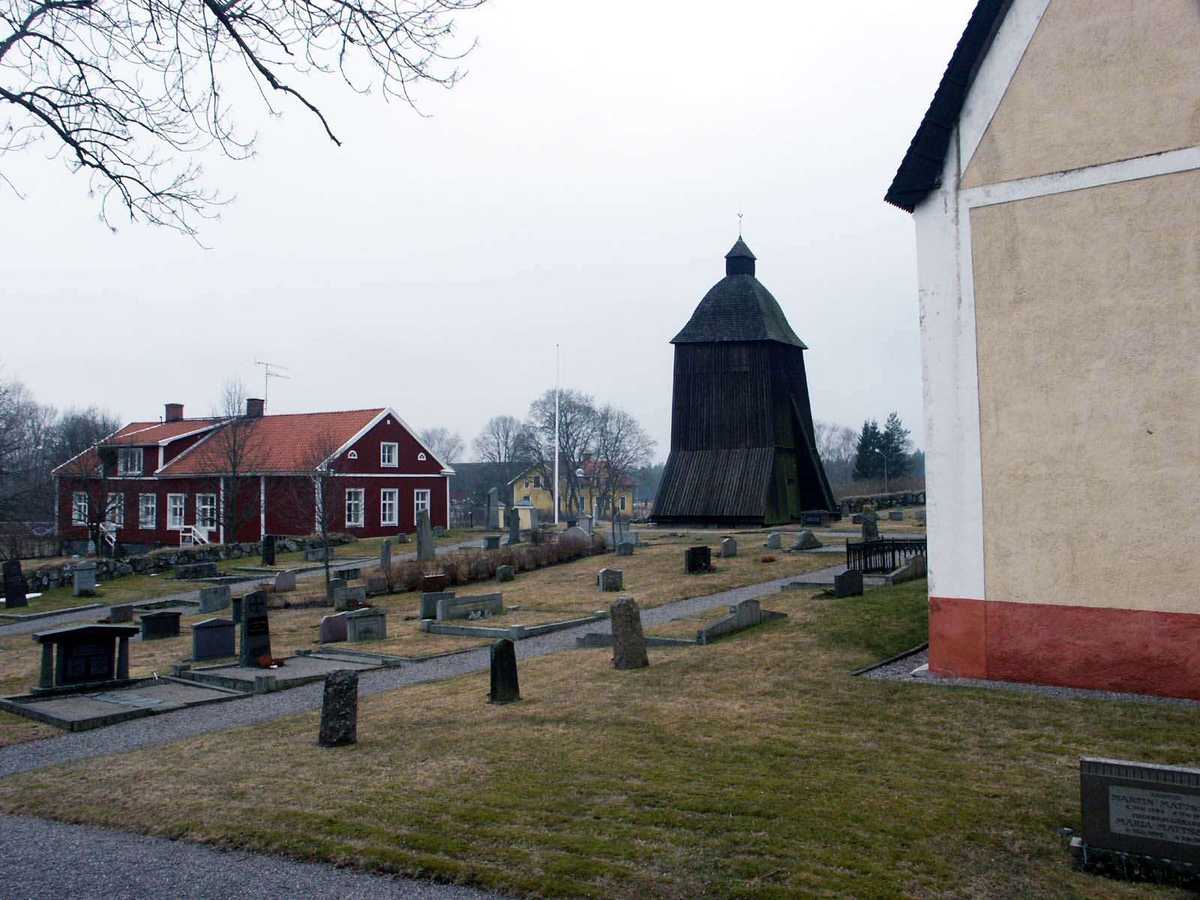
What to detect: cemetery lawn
<box><xmin>2</xmin><ymin>573</ymin><xmax>212</xmax><ymax>615</ymax></box>
<box><xmin>2</xmin><ymin>578</ymin><xmax>1196</xmax><ymax>899</ymax></box>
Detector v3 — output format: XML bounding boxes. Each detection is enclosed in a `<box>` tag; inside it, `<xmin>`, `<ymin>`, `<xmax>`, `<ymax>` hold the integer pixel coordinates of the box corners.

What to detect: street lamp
<box><xmin>873</xmin><ymin>448</ymin><xmax>889</xmax><ymax>494</ymax></box>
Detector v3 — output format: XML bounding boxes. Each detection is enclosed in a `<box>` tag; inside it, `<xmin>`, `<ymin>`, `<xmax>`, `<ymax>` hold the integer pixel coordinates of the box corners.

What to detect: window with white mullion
<box><xmin>117</xmin><ymin>447</ymin><xmax>144</xmax><ymax>475</ymax></box>
<box><xmin>196</xmin><ymin>494</ymin><xmax>217</xmax><ymax>530</ymax></box>
<box><xmin>167</xmin><ymin>493</ymin><xmax>186</xmax><ymax>529</ymax></box>
<box><xmin>345</xmin><ymin>489</ymin><xmax>365</xmax><ymax>528</ymax></box>
<box><xmin>139</xmin><ymin>494</ymin><xmax>157</xmax><ymax>529</ymax></box>
<box><xmin>107</xmin><ymin>493</ymin><xmax>125</xmax><ymax>526</ymax></box>
<box><xmin>380</xmin><ymin>489</ymin><xmax>398</xmax><ymax>527</ymax></box>
<box><xmin>380</xmin><ymin>442</ymin><xmax>398</xmax><ymax>468</ymax></box>
<box><xmin>72</xmin><ymin>492</ymin><xmax>89</xmax><ymax>526</ymax></box>
<box><xmin>414</xmin><ymin>489</ymin><xmax>431</xmax><ymax>521</ymax></box>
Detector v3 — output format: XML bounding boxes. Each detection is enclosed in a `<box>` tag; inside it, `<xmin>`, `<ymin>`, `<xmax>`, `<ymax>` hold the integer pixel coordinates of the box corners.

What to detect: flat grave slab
<box><xmin>178</xmin><ymin>653</ymin><xmax>381</xmax><ymax>693</ymax></box>
<box><xmin>0</xmin><ymin>678</ymin><xmax>246</xmax><ymax>732</ymax></box>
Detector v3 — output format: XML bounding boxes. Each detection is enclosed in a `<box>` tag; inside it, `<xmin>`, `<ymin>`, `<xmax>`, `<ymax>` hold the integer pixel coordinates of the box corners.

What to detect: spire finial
<box><xmin>738</xmin><ymin>209</ymin><xmax>743</xmax><ymax>237</ymax></box>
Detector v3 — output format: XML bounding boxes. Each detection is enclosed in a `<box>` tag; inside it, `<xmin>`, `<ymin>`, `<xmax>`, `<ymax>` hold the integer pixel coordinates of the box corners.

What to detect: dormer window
<box><xmin>381</xmin><ymin>442</ymin><xmax>398</xmax><ymax>467</ymax></box>
<box><xmin>117</xmin><ymin>448</ymin><xmax>143</xmax><ymax>476</ymax></box>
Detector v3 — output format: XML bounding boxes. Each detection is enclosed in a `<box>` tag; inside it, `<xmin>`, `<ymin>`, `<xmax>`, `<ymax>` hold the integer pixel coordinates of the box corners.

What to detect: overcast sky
<box><xmin>1</xmin><ymin>0</ymin><xmax>974</xmax><ymax>463</ymax></box>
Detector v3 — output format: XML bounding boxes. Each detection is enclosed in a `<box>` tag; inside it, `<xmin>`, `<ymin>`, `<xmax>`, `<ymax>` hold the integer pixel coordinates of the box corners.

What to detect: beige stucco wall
<box><xmin>972</xmin><ymin>170</ymin><xmax>1200</xmax><ymax>614</ymax></box>
<box><xmin>962</xmin><ymin>0</ymin><xmax>1200</xmax><ymax>189</ymax></box>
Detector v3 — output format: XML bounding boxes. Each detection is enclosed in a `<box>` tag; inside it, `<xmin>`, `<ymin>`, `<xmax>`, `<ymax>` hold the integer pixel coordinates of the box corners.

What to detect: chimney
<box><xmin>165</xmin><ymin>403</ymin><xmax>184</xmax><ymax>422</ymax></box>
<box><xmin>246</xmin><ymin>398</ymin><xmax>265</xmax><ymax>418</ymax></box>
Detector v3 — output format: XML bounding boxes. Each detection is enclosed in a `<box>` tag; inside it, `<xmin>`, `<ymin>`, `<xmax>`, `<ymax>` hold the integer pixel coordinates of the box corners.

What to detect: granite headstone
<box><xmin>239</xmin><ymin>590</ymin><xmax>272</xmax><ymax>665</ymax></box>
<box><xmin>488</xmin><ymin>638</ymin><xmax>521</xmax><ymax>704</ymax></box>
<box><xmin>318</xmin><ymin>669</ymin><xmax>358</xmax><ymax>747</ymax></box>
<box><xmin>610</xmin><ymin>597</ymin><xmax>649</xmax><ymax>670</ymax></box>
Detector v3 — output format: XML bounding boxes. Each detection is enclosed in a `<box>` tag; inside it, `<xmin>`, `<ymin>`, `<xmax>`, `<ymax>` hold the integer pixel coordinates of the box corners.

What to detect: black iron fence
<box><xmin>846</xmin><ymin>538</ymin><xmax>928</xmax><ymax>574</ymax></box>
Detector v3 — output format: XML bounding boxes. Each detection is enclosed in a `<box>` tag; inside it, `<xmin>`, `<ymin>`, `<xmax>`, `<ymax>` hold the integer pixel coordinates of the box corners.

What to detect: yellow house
<box><xmin>887</xmin><ymin>0</ymin><xmax>1200</xmax><ymax>699</ymax></box>
<box><xmin>508</xmin><ymin>461</ymin><xmax>636</xmax><ymax>521</ymax></box>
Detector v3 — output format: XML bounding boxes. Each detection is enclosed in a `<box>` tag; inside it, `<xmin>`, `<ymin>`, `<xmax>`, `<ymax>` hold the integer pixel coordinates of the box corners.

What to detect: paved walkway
<box><xmin>0</xmin><ymin>813</ymin><xmax>506</xmax><ymax>900</ymax></box>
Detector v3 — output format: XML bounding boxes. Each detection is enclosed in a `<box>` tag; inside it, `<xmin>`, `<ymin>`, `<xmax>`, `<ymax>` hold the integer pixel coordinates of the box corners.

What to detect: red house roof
<box><xmin>104</xmin><ymin>420</ymin><xmax>222</xmax><ymax>445</ymax></box>
<box><xmin>162</xmin><ymin>409</ymin><xmax>386</xmax><ymax>475</ymax></box>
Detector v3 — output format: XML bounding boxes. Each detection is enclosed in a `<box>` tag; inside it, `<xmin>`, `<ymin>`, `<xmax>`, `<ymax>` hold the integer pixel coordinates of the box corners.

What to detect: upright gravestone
<box><xmin>617</xmin><ymin>541</ymin><xmax>634</xmax><ymax>557</ymax></box>
<box><xmin>598</xmin><ymin>568</ymin><xmax>623</xmax><ymax>592</ymax></box>
<box><xmin>192</xmin><ymin>618</ymin><xmax>235</xmax><ymax>661</ymax></box>
<box><xmin>888</xmin><ymin>510</ymin><xmax>904</xmax><ymax>521</ymax></box>
<box><xmin>833</xmin><ymin>570</ymin><xmax>864</xmax><ymax>598</ymax></box>
<box><xmin>508</xmin><ymin>510</ymin><xmax>521</xmax><ymax>547</ymax></box>
<box><xmin>610</xmin><ymin>597</ymin><xmax>649</xmax><ymax>670</ymax></box>
<box><xmin>198</xmin><ymin>584</ymin><xmax>231</xmax><ymax>613</ymax></box>
<box><xmin>140</xmin><ymin>611</ymin><xmax>182</xmax><ymax>641</ymax></box>
<box><xmin>433</xmin><ymin>525</ymin><xmax>446</xmax><ymax>537</ymax></box>
<box><xmin>486</xmin><ymin>487</ymin><xmax>499</xmax><ymax>531</ymax></box>
<box><xmin>261</xmin><ymin>534</ymin><xmax>276</xmax><ymax>566</ymax></box>
<box><xmin>792</xmin><ymin>531</ymin><xmax>822</xmax><ymax>551</ymax></box>
<box><xmin>488</xmin><ymin>638</ymin><xmax>521</xmax><ymax>704</ymax></box>
<box><xmin>319</xmin><ymin>612</ymin><xmax>350</xmax><ymax>644</ymax></box>
<box><xmin>416</xmin><ymin>510</ymin><xmax>436</xmax><ymax>562</ymax></box>
<box><xmin>483</xmin><ymin>535</ymin><xmax>501</xmax><ymax>551</ymax></box>
<box><xmin>334</xmin><ymin>584</ymin><xmax>367</xmax><ymax>612</ymax></box>
<box><xmin>346</xmin><ymin>607</ymin><xmax>387</xmax><ymax>643</ymax></box>
<box><xmin>419</xmin><ymin>590</ymin><xmax>454</xmax><ymax>619</ymax></box>
<box><xmin>380</xmin><ymin>539</ymin><xmax>392</xmax><ymax>573</ymax></box>
<box><xmin>239</xmin><ymin>590</ymin><xmax>271</xmax><ymax>666</ymax></box>
<box><xmin>496</xmin><ymin>565</ymin><xmax>515</xmax><ymax>583</ymax></box>
<box><xmin>109</xmin><ymin>604</ymin><xmax>134</xmax><ymax>623</ymax></box>
<box><xmin>684</xmin><ymin>546</ymin><xmax>711</xmax><ymax>574</ymax></box>
<box><xmin>861</xmin><ymin>508</ymin><xmax>879</xmax><ymax>541</ymax></box>
<box><xmin>422</xmin><ymin>573</ymin><xmax>448</xmax><ymax>593</ymax></box>
<box><xmin>273</xmin><ymin>570</ymin><xmax>296</xmax><ymax>593</ymax></box>
<box><xmin>73</xmin><ymin>561</ymin><xmax>98</xmax><ymax>598</ymax></box>
<box><xmin>32</xmin><ymin>624</ymin><xmax>138</xmax><ymax>691</ymax></box>
<box><xmin>231</xmin><ymin>595</ymin><xmax>244</xmax><ymax>624</ymax></box>
<box><xmin>765</xmin><ymin>533</ymin><xmax>782</xmax><ymax>550</ymax></box>
<box><xmin>3</xmin><ymin>559</ymin><xmax>27</xmax><ymax>609</ymax></box>
<box><xmin>318</xmin><ymin>670</ymin><xmax>358</xmax><ymax>747</ymax></box>
<box><xmin>721</xmin><ymin>537</ymin><xmax>738</xmax><ymax>558</ymax></box>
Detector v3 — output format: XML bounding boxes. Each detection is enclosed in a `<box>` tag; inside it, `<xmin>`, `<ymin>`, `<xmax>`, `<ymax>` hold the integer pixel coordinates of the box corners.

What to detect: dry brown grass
<box><xmin>0</xmin><ymin>581</ymin><xmax>1193</xmax><ymax>899</ymax></box>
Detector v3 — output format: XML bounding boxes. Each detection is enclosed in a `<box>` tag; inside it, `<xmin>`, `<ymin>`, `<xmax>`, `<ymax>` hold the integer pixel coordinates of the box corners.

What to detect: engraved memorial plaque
<box><xmin>1081</xmin><ymin>757</ymin><xmax>1200</xmax><ymax>865</ymax></box>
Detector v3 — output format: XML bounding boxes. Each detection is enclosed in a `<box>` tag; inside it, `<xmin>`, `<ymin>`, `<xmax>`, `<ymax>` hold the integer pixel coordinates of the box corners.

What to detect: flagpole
<box><xmin>554</xmin><ymin>344</ymin><xmax>560</xmax><ymax>525</ymax></box>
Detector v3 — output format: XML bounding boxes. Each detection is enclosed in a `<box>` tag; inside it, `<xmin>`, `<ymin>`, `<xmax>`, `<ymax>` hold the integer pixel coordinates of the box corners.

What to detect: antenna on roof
<box><xmin>254</xmin><ymin>359</ymin><xmax>290</xmax><ymax>414</ymax></box>
<box><xmin>737</xmin><ymin>209</ymin><xmax>743</xmax><ymax>238</ymax></box>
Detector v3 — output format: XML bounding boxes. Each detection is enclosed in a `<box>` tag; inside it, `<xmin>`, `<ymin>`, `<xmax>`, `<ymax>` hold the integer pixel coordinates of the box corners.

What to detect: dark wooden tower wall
<box><xmin>653</xmin><ymin>240</ymin><xmax>836</xmax><ymax>526</ymax></box>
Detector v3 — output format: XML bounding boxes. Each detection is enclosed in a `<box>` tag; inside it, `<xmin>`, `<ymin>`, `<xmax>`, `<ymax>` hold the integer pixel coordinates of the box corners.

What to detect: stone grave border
<box><xmin>173</xmin><ymin>648</ymin><xmax>402</xmax><ymax>694</ymax></box>
<box><xmin>421</xmin><ymin>610</ymin><xmax>609</xmax><ymax>642</ymax></box>
<box><xmin>0</xmin><ymin>602</ymin><xmax>103</xmax><ymax>622</ymax></box>
<box><xmin>0</xmin><ymin>676</ymin><xmax>247</xmax><ymax>732</ymax></box>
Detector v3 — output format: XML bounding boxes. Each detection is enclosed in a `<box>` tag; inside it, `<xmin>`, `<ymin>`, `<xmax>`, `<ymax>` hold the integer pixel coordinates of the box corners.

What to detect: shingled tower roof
<box><xmin>671</xmin><ymin>239</ymin><xmax>807</xmax><ymax>348</ymax></box>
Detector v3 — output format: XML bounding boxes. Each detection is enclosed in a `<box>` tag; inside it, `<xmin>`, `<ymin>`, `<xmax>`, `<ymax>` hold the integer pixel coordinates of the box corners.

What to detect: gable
<box><xmin>336</xmin><ymin>413</ymin><xmax>448</xmax><ymax>476</ymax></box>
<box><xmin>962</xmin><ymin>0</ymin><xmax>1200</xmax><ymax>188</ymax></box>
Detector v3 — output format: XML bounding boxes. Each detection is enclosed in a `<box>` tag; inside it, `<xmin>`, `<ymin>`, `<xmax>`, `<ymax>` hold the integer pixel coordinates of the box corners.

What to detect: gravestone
<box><xmin>721</xmin><ymin>537</ymin><xmax>738</xmax><ymax>558</ymax></box>
<box><xmin>420</xmin><ymin>591</ymin><xmax>454</xmax><ymax>619</ymax></box>
<box><xmin>436</xmin><ymin>592</ymin><xmax>503</xmax><ymax>621</ymax></box>
<box><xmin>334</xmin><ymin>585</ymin><xmax>367</xmax><ymax>612</ymax></box>
<box><xmin>791</xmin><ymin>531</ymin><xmax>822</xmax><ymax>551</ymax></box>
<box><xmin>396</xmin><ymin>532</ymin><xmax>410</xmax><ymax>544</ymax></box>
<box><xmin>765</xmin><ymin>533</ymin><xmax>782</xmax><ymax>550</ymax></box>
<box><xmin>140</xmin><ymin>610</ymin><xmax>182</xmax><ymax>641</ymax></box>
<box><xmin>379</xmin><ymin>538</ymin><xmax>392</xmax><ymax>573</ymax></box>
<box><xmin>581</xmin><ymin>515</ymin><xmax>594</xmax><ymax>536</ymax></box>
<box><xmin>339</xmin><ymin>567</ymin><xmax>362</xmax><ymax>581</ymax></box>
<box><xmin>239</xmin><ymin>590</ymin><xmax>272</xmax><ymax>666</ymax></box>
<box><xmin>73</xmin><ymin>561</ymin><xmax>98</xmax><ymax>597</ymax></box>
<box><xmin>610</xmin><ymin>597</ymin><xmax>649</xmax><ymax>670</ymax></box>
<box><xmin>109</xmin><ymin>604</ymin><xmax>134</xmax><ymax>623</ymax></box>
<box><xmin>231</xmin><ymin>595</ymin><xmax>243</xmax><ymax>624</ymax></box>
<box><xmin>560</xmin><ymin>526</ymin><xmax>591</xmax><ymax>555</ymax></box>
<box><xmin>319</xmin><ymin>670</ymin><xmax>359</xmax><ymax>747</ymax></box>
<box><xmin>365</xmin><ymin>573</ymin><xmax>388</xmax><ymax>596</ymax></box>
<box><xmin>3</xmin><ymin>559</ymin><xmax>27</xmax><ymax>609</ymax></box>
<box><xmin>304</xmin><ymin>545</ymin><xmax>333</xmax><ymax>562</ymax></box>
<box><xmin>433</xmin><ymin>525</ymin><xmax>446</xmax><ymax>537</ymax></box>
<box><xmin>319</xmin><ymin>612</ymin><xmax>350</xmax><ymax>644</ymax></box>
<box><xmin>801</xmin><ymin>512</ymin><xmax>823</xmax><ymax>527</ymax></box>
<box><xmin>486</xmin><ymin>487</ymin><xmax>500</xmax><ymax>530</ymax></box>
<box><xmin>851</xmin><ymin>514</ymin><xmax>864</xmax><ymax>525</ymax></box>
<box><xmin>198</xmin><ymin>585</ymin><xmax>231</xmax><ymax>613</ymax></box>
<box><xmin>496</xmin><ymin>565</ymin><xmax>515</xmax><ymax>583</ymax></box>
<box><xmin>861</xmin><ymin>512</ymin><xmax>879</xmax><ymax>541</ymax></box>
<box><xmin>616</xmin><ymin>541</ymin><xmax>634</xmax><ymax>557</ymax></box>
<box><xmin>326</xmin><ymin>577</ymin><xmax>347</xmax><ymax>597</ymax></box>
<box><xmin>598</xmin><ymin>568</ymin><xmax>623</xmax><ymax>592</ymax></box>
<box><xmin>684</xmin><ymin>546</ymin><xmax>711</xmax><ymax>574</ymax></box>
<box><xmin>508</xmin><ymin>510</ymin><xmax>521</xmax><ymax>547</ymax></box>
<box><xmin>346</xmin><ymin>607</ymin><xmax>386</xmax><ymax>643</ymax></box>
<box><xmin>422</xmin><ymin>573</ymin><xmax>448</xmax><ymax>593</ymax></box>
<box><xmin>1076</xmin><ymin>757</ymin><xmax>1200</xmax><ymax>879</ymax></box>
<box><xmin>488</xmin><ymin>638</ymin><xmax>521</xmax><ymax>704</ymax></box>
<box><xmin>889</xmin><ymin>510</ymin><xmax>904</xmax><ymax>521</ymax></box>
<box><xmin>416</xmin><ymin>510</ymin><xmax>436</xmax><ymax>562</ymax></box>
<box><xmin>833</xmin><ymin>570</ymin><xmax>864</xmax><ymax>598</ymax></box>
<box><xmin>916</xmin><ymin>509</ymin><xmax>927</xmax><ymax>523</ymax></box>
<box><xmin>472</xmin><ymin>557</ymin><xmax>491</xmax><ymax>580</ymax></box>
<box><xmin>273</xmin><ymin>570</ymin><xmax>296</xmax><ymax>593</ymax></box>
<box><xmin>32</xmin><ymin>624</ymin><xmax>138</xmax><ymax>691</ymax></box>
<box><xmin>176</xmin><ymin>562</ymin><xmax>217</xmax><ymax>579</ymax></box>
<box><xmin>261</xmin><ymin>534</ymin><xmax>276</xmax><ymax>566</ymax></box>
<box><xmin>483</xmin><ymin>535</ymin><xmax>500</xmax><ymax>551</ymax></box>
<box><xmin>191</xmin><ymin>618</ymin><xmax>235</xmax><ymax>661</ymax></box>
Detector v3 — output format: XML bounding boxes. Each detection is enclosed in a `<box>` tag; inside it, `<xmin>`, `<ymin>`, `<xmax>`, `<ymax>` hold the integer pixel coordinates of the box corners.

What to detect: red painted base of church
<box><xmin>929</xmin><ymin>596</ymin><xmax>1200</xmax><ymax>700</ymax></box>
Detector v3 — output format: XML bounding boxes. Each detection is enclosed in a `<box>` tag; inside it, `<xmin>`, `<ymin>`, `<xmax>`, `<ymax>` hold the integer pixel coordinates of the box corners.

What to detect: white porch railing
<box><xmin>99</xmin><ymin>522</ymin><xmax>118</xmax><ymax>551</ymax></box>
<box><xmin>179</xmin><ymin>525</ymin><xmax>211</xmax><ymax>547</ymax></box>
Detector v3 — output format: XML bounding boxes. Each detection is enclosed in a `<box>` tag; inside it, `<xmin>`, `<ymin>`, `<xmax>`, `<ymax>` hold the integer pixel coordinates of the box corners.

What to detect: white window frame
<box><xmin>345</xmin><ymin>489</ymin><xmax>365</xmax><ymax>528</ymax></box>
<box><xmin>414</xmin><ymin>489</ymin><xmax>431</xmax><ymax>520</ymax></box>
<box><xmin>72</xmin><ymin>492</ymin><xmax>89</xmax><ymax>526</ymax></box>
<box><xmin>380</xmin><ymin>488</ymin><xmax>398</xmax><ymax>527</ymax></box>
<box><xmin>139</xmin><ymin>494</ymin><xmax>156</xmax><ymax>529</ymax></box>
<box><xmin>380</xmin><ymin>442</ymin><xmax>398</xmax><ymax>468</ymax></box>
<box><xmin>620</xmin><ymin>495</ymin><xmax>627</xmax><ymax>511</ymax></box>
<box><xmin>117</xmin><ymin>447</ymin><xmax>144</xmax><ymax>476</ymax></box>
<box><xmin>167</xmin><ymin>493</ymin><xmax>186</xmax><ymax>530</ymax></box>
<box><xmin>196</xmin><ymin>494</ymin><xmax>217</xmax><ymax>531</ymax></box>
<box><xmin>107</xmin><ymin>493</ymin><xmax>125</xmax><ymax>526</ymax></box>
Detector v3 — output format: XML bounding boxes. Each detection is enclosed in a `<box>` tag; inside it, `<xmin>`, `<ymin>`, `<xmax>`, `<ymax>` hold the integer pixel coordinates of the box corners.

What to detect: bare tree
<box><xmin>418</xmin><ymin>426</ymin><xmax>463</xmax><ymax>465</ymax></box>
<box><xmin>527</xmin><ymin>388</ymin><xmax>598</xmax><ymax>519</ymax></box>
<box><xmin>303</xmin><ymin>425</ymin><xmax>343</xmax><ymax>597</ymax></box>
<box><xmin>56</xmin><ymin>439</ymin><xmax>125</xmax><ymax>556</ymax></box>
<box><xmin>815</xmin><ymin>420</ymin><xmax>858</xmax><ymax>487</ymax></box>
<box><xmin>472</xmin><ymin>415</ymin><xmax>534</xmax><ymax>466</ymax></box>
<box><xmin>1</xmin><ymin>0</ymin><xmax>485</xmax><ymax>234</ymax></box>
<box><xmin>591</xmin><ymin>404</ymin><xmax>654</xmax><ymax>520</ymax></box>
<box><xmin>0</xmin><ymin>376</ymin><xmax>54</xmax><ymax>527</ymax></box>
<box><xmin>206</xmin><ymin>377</ymin><xmax>266</xmax><ymax>544</ymax></box>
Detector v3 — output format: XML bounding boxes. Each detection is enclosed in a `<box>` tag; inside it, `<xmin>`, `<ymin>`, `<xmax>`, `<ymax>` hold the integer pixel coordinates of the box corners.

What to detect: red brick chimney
<box><xmin>165</xmin><ymin>403</ymin><xmax>184</xmax><ymax>422</ymax></box>
<box><xmin>245</xmin><ymin>398</ymin><xmax>265</xmax><ymax>418</ymax></box>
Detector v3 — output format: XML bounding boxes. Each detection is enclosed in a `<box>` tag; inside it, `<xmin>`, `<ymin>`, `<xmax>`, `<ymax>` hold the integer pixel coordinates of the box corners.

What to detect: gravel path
<box><xmin>861</xmin><ymin>646</ymin><xmax>1200</xmax><ymax>710</ymax></box>
<box><xmin>0</xmin><ymin>812</ymin><xmax>507</xmax><ymax>900</ymax></box>
<box><xmin>0</xmin><ymin>571</ymin><xmax>804</xmax><ymax>779</ymax></box>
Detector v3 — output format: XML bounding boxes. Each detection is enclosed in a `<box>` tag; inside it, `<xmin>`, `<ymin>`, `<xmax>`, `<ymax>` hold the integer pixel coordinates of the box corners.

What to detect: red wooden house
<box><xmin>54</xmin><ymin>400</ymin><xmax>453</xmax><ymax>554</ymax></box>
